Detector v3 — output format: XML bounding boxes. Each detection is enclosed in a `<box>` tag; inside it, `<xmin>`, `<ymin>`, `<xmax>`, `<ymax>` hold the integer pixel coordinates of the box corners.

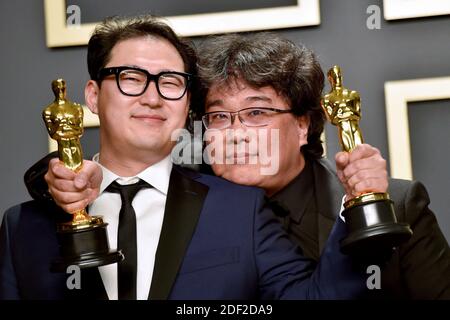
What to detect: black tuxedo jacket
<box><xmin>2</xmin><ymin>158</ymin><xmax>369</xmax><ymax>300</ymax></box>
<box><xmin>273</xmin><ymin>158</ymin><xmax>450</xmax><ymax>299</ymax></box>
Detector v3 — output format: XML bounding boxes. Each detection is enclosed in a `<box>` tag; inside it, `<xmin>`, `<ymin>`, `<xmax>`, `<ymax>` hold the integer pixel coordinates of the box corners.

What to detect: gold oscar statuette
<box><xmin>43</xmin><ymin>79</ymin><xmax>123</xmax><ymax>271</ymax></box>
<box><xmin>321</xmin><ymin>66</ymin><xmax>412</xmax><ymax>257</ymax></box>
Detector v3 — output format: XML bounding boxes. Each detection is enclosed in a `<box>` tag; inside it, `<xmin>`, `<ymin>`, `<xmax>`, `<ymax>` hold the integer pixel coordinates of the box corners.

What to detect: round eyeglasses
<box><xmin>202</xmin><ymin>107</ymin><xmax>293</xmax><ymax>130</ymax></box>
<box><xmin>98</xmin><ymin>66</ymin><xmax>192</xmax><ymax>100</ymax></box>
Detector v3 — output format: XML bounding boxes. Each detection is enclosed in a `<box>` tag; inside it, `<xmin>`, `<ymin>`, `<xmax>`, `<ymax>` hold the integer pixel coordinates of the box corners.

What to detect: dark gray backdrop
<box><xmin>1</xmin><ymin>0</ymin><xmax>449</xmax><ymax>241</ymax></box>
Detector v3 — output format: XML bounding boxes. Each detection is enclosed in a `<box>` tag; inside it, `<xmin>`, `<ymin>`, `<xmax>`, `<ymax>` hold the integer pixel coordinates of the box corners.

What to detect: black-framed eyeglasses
<box><xmin>202</xmin><ymin>107</ymin><xmax>293</xmax><ymax>130</ymax></box>
<box><xmin>98</xmin><ymin>66</ymin><xmax>192</xmax><ymax>100</ymax></box>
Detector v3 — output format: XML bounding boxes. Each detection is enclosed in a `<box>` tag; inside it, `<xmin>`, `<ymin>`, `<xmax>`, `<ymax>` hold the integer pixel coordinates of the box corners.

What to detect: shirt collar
<box><xmin>269</xmin><ymin>159</ymin><xmax>314</xmax><ymax>222</ymax></box>
<box><xmin>93</xmin><ymin>153</ymin><xmax>173</xmax><ymax>195</ymax></box>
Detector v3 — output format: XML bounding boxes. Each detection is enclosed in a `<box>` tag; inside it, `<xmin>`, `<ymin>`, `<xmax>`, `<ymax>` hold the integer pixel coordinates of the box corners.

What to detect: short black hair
<box><xmin>87</xmin><ymin>15</ymin><xmax>197</xmax><ymax>82</ymax></box>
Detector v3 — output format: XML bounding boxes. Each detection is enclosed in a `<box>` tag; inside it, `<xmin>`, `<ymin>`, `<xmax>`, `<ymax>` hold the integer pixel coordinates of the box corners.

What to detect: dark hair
<box><xmin>197</xmin><ymin>32</ymin><xmax>325</xmax><ymax>159</ymax></box>
<box><xmin>87</xmin><ymin>15</ymin><xmax>200</xmax><ymax>130</ymax></box>
<box><xmin>87</xmin><ymin>15</ymin><xmax>197</xmax><ymax>82</ymax></box>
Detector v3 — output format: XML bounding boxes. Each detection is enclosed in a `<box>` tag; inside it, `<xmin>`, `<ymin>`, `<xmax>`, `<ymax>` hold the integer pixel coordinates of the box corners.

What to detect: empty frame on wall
<box><xmin>383</xmin><ymin>0</ymin><xmax>450</xmax><ymax>20</ymax></box>
<box><xmin>384</xmin><ymin>76</ymin><xmax>450</xmax><ymax>180</ymax></box>
<box><xmin>44</xmin><ymin>0</ymin><xmax>321</xmax><ymax>48</ymax></box>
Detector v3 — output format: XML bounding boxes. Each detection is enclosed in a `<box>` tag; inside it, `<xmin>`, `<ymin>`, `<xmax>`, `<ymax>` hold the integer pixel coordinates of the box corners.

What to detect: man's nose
<box><xmin>139</xmin><ymin>81</ymin><xmax>161</xmax><ymax>106</ymax></box>
<box><xmin>226</xmin><ymin>114</ymin><xmax>250</xmax><ymax>144</ymax></box>
<box><xmin>228</xmin><ymin>112</ymin><xmax>245</xmax><ymax>129</ymax></box>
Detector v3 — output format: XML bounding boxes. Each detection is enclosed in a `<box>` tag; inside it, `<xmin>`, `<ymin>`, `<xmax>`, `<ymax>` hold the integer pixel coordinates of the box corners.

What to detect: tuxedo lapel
<box><xmin>148</xmin><ymin>166</ymin><xmax>209</xmax><ymax>300</ymax></box>
<box><xmin>312</xmin><ymin>159</ymin><xmax>345</xmax><ymax>253</ymax></box>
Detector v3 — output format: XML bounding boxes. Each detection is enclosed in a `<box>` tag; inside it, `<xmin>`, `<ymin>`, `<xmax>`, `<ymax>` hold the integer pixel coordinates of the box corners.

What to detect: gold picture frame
<box><xmin>383</xmin><ymin>0</ymin><xmax>450</xmax><ymax>20</ymax></box>
<box><xmin>384</xmin><ymin>76</ymin><xmax>450</xmax><ymax>179</ymax></box>
<box><xmin>44</xmin><ymin>0</ymin><xmax>321</xmax><ymax>48</ymax></box>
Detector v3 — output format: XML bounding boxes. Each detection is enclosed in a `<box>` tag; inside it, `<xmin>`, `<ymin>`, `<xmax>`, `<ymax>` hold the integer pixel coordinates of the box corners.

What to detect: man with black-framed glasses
<box><xmin>98</xmin><ymin>66</ymin><xmax>191</xmax><ymax>100</ymax></box>
<box><xmin>1</xmin><ymin>15</ymin><xmax>371</xmax><ymax>300</ymax></box>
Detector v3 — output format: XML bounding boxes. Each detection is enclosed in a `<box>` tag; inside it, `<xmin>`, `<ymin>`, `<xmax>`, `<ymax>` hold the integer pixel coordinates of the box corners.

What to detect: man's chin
<box><xmin>131</xmin><ymin>140</ymin><xmax>173</xmax><ymax>155</ymax></box>
<box><xmin>219</xmin><ymin>166</ymin><xmax>263</xmax><ymax>187</ymax></box>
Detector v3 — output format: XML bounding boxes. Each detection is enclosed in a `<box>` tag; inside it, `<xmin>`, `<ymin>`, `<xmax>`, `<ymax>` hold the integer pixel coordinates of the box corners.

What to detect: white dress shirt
<box><xmin>89</xmin><ymin>154</ymin><xmax>172</xmax><ymax>300</ymax></box>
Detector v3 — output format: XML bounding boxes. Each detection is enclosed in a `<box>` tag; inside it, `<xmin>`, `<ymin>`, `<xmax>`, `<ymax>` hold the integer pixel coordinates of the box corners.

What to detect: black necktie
<box><xmin>106</xmin><ymin>179</ymin><xmax>151</xmax><ymax>300</ymax></box>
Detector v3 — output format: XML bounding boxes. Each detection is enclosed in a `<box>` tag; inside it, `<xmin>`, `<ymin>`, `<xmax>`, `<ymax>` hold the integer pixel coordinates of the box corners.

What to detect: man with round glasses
<box><xmin>202</xmin><ymin>107</ymin><xmax>292</xmax><ymax>129</ymax></box>
<box><xmin>196</xmin><ymin>33</ymin><xmax>449</xmax><ymax>299</ymax></box>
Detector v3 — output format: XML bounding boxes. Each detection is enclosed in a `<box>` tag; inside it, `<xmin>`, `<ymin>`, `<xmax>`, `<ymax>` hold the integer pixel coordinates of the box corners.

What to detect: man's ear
<box><xmin>297</xmin><ymin>115</ymin><xmax>310</xmax><ymax>147</ymax></box>
<box><xmin>85</xmin><ymin>80</ymin><xmax>100</xmax><ymax>114</ymax></box>
<box><xmin>185</xmin><ymin>91</ymin><xmax>191</xmax><ymax>115</ymax></box>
